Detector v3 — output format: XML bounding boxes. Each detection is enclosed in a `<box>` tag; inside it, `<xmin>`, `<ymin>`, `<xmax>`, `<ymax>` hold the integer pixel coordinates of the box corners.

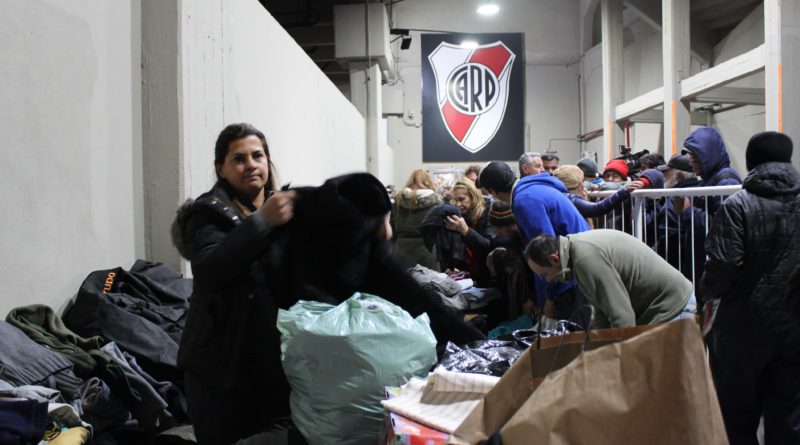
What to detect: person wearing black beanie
<box><xmin>701</xmin><ymin>130</ymin><xmax>800</xmax><ymax>444</ymax></box>
<box><xmin>745</xmin><ymin>131</ymin><xmax>793</xmax><ymax>170</ymax></box>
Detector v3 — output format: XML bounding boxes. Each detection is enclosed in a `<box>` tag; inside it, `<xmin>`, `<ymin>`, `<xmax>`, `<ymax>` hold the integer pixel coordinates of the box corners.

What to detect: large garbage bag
<box><xmin>277</xmin><ymin>292</ymin><xmax>437</xmax><ymax>445</ymax></box>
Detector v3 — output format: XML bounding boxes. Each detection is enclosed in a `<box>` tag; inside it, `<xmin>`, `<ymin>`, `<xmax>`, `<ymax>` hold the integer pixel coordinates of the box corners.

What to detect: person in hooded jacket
<box><xmin>678</xmin><ymin>126</ymin><xmax>742</xmax><ymax>219</ymax></box>
<box><xmin>674</xmin><ymin>127</ymin><xmax>743</xmax><ymax>290</ymax></box>
<box><xmin>700</xmin><ymin>132</ymin><xmax>800</xmax><ymax>445</ymax></box>
<box><xmin>391</xmin><ymin>169</ymin><xmax>441</xmax><ymax>270</ymax></box>
<box><xmin>170</xmin><ymin>123</ymin><xmax>298</xmax><ymax>444</ymax></box>
<box><xmin>478</xmin><ymin>162</ymin><xmax>590</xmax><ymax>322</ymax></box>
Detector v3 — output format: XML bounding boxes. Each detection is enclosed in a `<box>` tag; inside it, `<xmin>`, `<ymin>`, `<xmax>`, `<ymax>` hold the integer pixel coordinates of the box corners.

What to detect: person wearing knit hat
<box><xmin>603</xmin><ymin>159</ymin><xmax>629</xmax><ymax>182</ymax></box>
<box><xmin>701</xmin><ymin>131</ymin><xmax>800</xmax><ymax>443</ymax></box>
<box><xmin>577</xmin><ymin>157</ymin><xmax>598</xmax><ymax>179</ymax></box>
<box><xmin>477</xmin><ymin>161</ymin><xmax>517</xmax><ymax>200</ymax></box>
<box><xmin>489</xmin><ymin>199</ymin><xmax>515</xmax><ymax>228</ymax></box>
<box><xmin>553</xmin><ymin>165</ymin><xmax>584</xmax><ymax>196</ymax></box>
<box><xmin>486</xmin><ymin>199</ymin><xmax>531</xmax><ymax>320</ymax></box>
<box><xmin>745</xmin><ymin>131</ymin><xmax>793</xmax><ymax>170</ymax></box>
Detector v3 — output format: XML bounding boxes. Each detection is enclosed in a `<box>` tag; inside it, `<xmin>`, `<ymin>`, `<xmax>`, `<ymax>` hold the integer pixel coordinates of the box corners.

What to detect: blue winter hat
<box><xmin>639</xmin><ymin>168</ymin><xmax>665</xmax><ymax>189</ymax></box>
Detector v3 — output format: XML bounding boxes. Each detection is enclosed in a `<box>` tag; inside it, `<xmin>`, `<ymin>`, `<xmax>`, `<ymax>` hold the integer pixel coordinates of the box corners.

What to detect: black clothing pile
<box><xmin>438</xmin><ymin>322</ymin><xmax>575</xmax><ymax>376</ymax></box>
<box><xmin>0</xmin><ymin>261</ymin><xmax>193</xmax><ymax>444</ymax></box>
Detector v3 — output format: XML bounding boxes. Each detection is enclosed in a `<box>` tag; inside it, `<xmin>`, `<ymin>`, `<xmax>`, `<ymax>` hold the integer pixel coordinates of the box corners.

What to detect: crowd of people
<box><xmin>173</xmin><ymin>123</ymin><xmax>798</xmax><ymax>445</ymax></box>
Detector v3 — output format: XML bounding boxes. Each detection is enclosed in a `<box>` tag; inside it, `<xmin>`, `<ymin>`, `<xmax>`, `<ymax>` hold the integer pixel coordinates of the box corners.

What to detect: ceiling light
<box><xmin>460</xmin><ymin>40</ymin><xmax>479</xmax><ymax>49</ymax></box>
<box><xmin>477</xmin><ymin>4</ymin><xmax>499</xmax><ymax>15</ymax></box>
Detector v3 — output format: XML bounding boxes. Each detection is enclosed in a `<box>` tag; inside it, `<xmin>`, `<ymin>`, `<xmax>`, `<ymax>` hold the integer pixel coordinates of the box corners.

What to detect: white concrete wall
<box><xmin>581</xmin><ymin>14</ymin><xmax>706</xmax><ymax>164</ymax></box>
<box><xmin>0</xmin><ymin>0</ymin><xmax>142</xmax><ymax>315</ymax></box>
<box><xmin>386</xmin><ymin>0</ymin><xmax>583</xmax><ymax>182</ymax></box>
<box><xmin>144</xmin><ymin>0</ymin><xmax>368</xmax><ymax>269</ymax></box>
<box><xmin>711</xmin><ymin>4</ymin><xmax>765</xmax><ymax>175</ymax></box>
<box><xmin>183</xmin><ymin>0</ymin><xmax>367</xmax><ymax>194</ymax></box>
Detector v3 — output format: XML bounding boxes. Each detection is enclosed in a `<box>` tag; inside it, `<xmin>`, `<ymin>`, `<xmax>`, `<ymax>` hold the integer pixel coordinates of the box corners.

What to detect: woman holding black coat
<box><xmin>173</xmin><ymin>124</ymin><xmax>483</xmax><ymax>445</ymax></box>
<box><xmin>171</xmin><ymin>123</ymin><xmax>297</xmax><ymax>444</ymax></box>
<box><xmin>444</xmin><ymin>179</ymin><xmax>496</xmax><ymax>285</ymax></box>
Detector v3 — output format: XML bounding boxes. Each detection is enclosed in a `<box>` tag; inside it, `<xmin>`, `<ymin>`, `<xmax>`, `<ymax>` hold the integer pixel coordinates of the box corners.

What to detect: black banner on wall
<box><xmin>422</xmin><ymin>33</ymin><xmax>524</xmax><ymax>162</ymax></box>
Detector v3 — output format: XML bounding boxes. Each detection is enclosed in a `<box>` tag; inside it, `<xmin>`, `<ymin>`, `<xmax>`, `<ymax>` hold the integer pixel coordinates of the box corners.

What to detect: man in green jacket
<box><xmin>525</xmin><ymin>230</ymin><xmax>695</xmax><ymax>328</ymax></box>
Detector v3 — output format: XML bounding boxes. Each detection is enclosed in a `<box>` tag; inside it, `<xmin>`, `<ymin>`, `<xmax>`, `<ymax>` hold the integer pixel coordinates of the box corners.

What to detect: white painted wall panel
<box><xmin>0</xmin><ymin>0</ymin><xmax>140</xmax><ymax>315</ymax></box>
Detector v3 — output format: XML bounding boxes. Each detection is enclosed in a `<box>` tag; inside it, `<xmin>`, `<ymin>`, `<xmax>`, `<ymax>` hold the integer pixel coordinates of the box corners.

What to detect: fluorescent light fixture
<box><xmin>460</xmin><ymin>40</ymin><xmax>479</xmax><ymax>49</ymax></box>
<box><xmin>477</xmin><ymin>3</ymin><xmax>499</xmax><ymax>15</ymax></box>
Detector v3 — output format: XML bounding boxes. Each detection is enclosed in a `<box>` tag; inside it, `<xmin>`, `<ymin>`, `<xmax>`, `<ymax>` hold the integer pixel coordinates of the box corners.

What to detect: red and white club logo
<box><xmin>428</xmin><ymin>41</ymin><xmax>515</xmax><ymax>153</ymax></box>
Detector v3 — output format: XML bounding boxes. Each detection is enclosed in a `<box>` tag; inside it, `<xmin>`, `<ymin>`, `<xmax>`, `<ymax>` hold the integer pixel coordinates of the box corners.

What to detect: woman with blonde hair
<box><xmin>443</xmin><ymin>179</ymin><xmax>495</xmax><ymax>285</ymax></box>
<box><xmin>391</xmin><ymin>169</ymin><xmax>441</xmax><ymax>269</ymax></box>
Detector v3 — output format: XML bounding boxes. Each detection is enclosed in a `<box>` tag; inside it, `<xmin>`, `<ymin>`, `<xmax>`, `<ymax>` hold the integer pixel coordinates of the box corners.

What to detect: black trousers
<box><xmin>184</xmin><ymin>372</ymin><xmax>290</xmax><ymax>445</ymax></box>
<box><xmin>709</xmin><ymin>304</ymin><xmax>800</xmax><ymax>445</ymax></box>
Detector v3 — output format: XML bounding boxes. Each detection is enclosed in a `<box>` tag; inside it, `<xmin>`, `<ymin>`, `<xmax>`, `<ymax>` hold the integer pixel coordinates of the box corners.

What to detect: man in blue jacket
<box><xmin>478</xmin><ymin>161</ymin><xmax>590</xmax><ymax>322</ymax></box>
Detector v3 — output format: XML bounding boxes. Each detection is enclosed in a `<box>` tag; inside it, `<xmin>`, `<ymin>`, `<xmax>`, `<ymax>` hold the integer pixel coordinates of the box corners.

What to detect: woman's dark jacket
<box><xmin>700</xmin><ymin>162</ymin><xmax>800</xmax><ymax>338</ymax></box>
<box><xmin>172</xmin><ymin>174</ymin><xmax>484</xmax><ymax>416</ymax></box>
<box><xmin>391</xmin><ymin>189</ymin><xmax>441</xmax><ymax>270</ymax></box>
<box><xmin>172</xmin><ymin>181</ymin><xmax>289</xmax><ymax>418</ymax></box>
<box><xmin>461</xmin><ymin>197</ymin><xmax>497</xmax><ymax>285</ymax></box>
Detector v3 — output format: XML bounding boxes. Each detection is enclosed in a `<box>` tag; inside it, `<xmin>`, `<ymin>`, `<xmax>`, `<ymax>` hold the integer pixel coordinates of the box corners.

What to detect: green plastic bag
<box><xmin>277</xmin><ymin>292</ymin><xmax>437</xmax><ymax>445</ymax></box>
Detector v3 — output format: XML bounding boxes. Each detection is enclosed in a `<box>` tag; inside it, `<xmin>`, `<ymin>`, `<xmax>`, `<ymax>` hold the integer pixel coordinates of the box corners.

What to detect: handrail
<box><xmin>587</xmin><ymin>184</ymin><xmax>741</xmax><ymax>199</ymax></box>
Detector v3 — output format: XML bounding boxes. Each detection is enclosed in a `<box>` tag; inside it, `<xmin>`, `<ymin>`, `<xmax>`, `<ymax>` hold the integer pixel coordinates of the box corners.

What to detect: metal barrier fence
<box><xmin>587</xmin><ymin>185</ymin><xmax>742</xmax><ymax>291</ymax></box>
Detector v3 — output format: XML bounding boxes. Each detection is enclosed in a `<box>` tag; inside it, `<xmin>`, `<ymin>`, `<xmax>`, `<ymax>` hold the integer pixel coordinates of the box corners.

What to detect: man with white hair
<box><xmin>518</xmin><ymin>152</ymin><xmax>545</xmax><ymax>178</ymax></box>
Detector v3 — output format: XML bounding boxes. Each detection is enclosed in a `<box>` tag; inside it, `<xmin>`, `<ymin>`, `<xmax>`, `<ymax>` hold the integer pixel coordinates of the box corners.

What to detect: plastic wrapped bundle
<box><xmin>277</xmin><ymin>293</ymin><xmax>437</xmax><ymax>445</ymax></box>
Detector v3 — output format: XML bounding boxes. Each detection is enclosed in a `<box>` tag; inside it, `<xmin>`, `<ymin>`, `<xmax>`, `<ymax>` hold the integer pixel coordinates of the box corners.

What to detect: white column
<box><xmin>349</xmin><ymin>62</ymin><xmax>381</xmax><ymax>175</ymax></box>
<box><xmin>601</xmin><ymin>0</ymin><xmax>624</xmax><ymax>165</ymax></box>
<box><xmin>141</xmin><ymin>0</ymin><xmax>184</xmax><ymax>270</ymax></box>
<box><xmin>662</xmin><ymin>0</ymin><xmax>691</xmax><ymax>156</ymax></box>
<box><xmin>764</xmin><ymin>0</ymin><xmax>782</xmax><ymax>132</ymax></box>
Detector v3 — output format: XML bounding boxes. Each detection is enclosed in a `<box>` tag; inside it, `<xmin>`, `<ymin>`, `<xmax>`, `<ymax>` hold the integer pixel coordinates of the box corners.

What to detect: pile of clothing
<box><xmin>0</xmin><ymin>261</ymin><xmax>193</xmax><ymax>444</ymax></box>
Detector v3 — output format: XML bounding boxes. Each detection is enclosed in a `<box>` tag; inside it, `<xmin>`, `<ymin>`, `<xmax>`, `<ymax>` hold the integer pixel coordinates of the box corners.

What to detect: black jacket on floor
<box><xmin>62</xmin><ymin>260</ymin><xmax>191</xmax><ymax>382</ymax></box>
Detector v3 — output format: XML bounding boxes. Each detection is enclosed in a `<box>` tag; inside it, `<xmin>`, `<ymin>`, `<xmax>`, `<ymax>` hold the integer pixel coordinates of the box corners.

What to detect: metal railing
<box><xmin>586</xmin><ymin>185</ymin><xmax>742</xmax><ymax>290</ymax></box>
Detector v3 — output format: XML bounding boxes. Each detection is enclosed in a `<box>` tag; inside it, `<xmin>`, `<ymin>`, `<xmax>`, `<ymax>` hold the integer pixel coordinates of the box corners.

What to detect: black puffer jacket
<box><xmin>172</xmin><ymin>181</ymin><xmax>288</xmax><ymax>416</ymax></box>
<box><xmin>700</xmin><ymin>162</ymin><xmax>800</xmax><ymax>336</ymax></box>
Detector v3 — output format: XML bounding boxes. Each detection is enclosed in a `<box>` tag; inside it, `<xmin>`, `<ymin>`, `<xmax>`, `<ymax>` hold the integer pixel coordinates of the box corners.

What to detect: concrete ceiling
<box><xmin>259</xmin><ymin>0</ymin><xmax>387</xmax><ymax>88</ymax></box>
<box><xmin>262</xmin><ymin>0</ymin><xmax>762</xmax><ymax>87</ymax></box>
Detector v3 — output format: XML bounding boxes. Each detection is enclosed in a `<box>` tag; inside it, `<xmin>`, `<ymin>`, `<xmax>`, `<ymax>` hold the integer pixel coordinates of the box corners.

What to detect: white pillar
<box><xmin>662</xmin><ymin>0</ymin><xmax>691</xmax><ymax>156</ymax></box>
<box><xmin>601</xmin><ymin>0</ymin><xmax>624</xmax><ymax>165</ymax></box>
<box><xmin>779</xmin><ymin>0</ymin><xmax>800</xmax><ymax>166</ymax></box>
<box><xmin>764</xmin><ymin>0</ymin><xmax>782</xmax><ymax>133</ymax></box>
<box><xmin>349</xmin><ymin>62</ymin><xmax>381</xmax><ymax>175</ymax></box>
<box><xmin>141</xmin><ymin>0</ymin><xmax>184</xmax><ymax>270</ymax></box>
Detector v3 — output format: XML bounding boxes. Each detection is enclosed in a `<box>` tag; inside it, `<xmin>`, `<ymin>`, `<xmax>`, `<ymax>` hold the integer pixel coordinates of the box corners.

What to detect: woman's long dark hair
<box><xmin>214</xmin><ymin>123</ymin><xmax>278</xmax><ymax>193</ymax></box>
